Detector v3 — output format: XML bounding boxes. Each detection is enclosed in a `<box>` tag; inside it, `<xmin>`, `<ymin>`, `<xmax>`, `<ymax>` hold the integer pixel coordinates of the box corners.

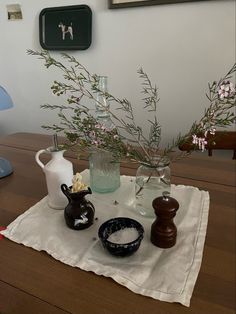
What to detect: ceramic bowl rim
<box><xmin>98</xmin><ymin>217</ymin><xmax>144</xmax><ymax>246</ymax></box>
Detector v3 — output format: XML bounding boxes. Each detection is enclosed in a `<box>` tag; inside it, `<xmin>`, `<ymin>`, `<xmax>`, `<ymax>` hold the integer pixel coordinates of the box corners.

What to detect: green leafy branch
<box><xmin>27</xmin><ymin>49</ymin><xmax>236</xmax><ymax>164</ymax></box>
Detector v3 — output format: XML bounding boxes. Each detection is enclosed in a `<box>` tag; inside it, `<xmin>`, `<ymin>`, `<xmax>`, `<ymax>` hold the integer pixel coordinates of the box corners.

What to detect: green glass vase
<box><xmin>89</xmin><ymin>151</ymin><xmax>120</xmax><ymax>193</ymax></box>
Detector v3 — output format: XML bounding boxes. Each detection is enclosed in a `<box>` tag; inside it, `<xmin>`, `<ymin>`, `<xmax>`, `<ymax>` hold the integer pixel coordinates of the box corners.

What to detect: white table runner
<box><xmin>1</xmin><ymin>170</ymin><xmax>209</xmax><ymax>307</ymax></box>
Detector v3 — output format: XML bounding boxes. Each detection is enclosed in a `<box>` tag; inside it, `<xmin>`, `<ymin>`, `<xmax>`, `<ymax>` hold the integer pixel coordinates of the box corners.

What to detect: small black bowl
<box><xmin>98</xmin><ymin>217</ymin><xmax>144</xmax><ymax>257</ymax></box>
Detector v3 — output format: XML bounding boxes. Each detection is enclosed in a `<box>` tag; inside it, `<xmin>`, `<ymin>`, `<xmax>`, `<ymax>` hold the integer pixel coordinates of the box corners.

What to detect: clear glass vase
<box><xmin>135</xmin><ymin>156</ymin><xmax>171</xmax><ymax>217</ymax></box>
<box><xmin>89</xmin><ymin>75</ymin><xmax>120</xmax><ymax>193</ymax></box>
<box><xmin>89</xmin><ymin>151</ymin><xmax>120</xmax><ymax>193</ymax></box>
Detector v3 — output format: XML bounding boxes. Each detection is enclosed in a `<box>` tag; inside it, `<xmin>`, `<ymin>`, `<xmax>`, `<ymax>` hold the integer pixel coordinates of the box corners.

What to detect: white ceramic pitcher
<box><xmin>35</xmin><ymin>147</ymin><xmax>74</xmax><ymax>209</ymax></box>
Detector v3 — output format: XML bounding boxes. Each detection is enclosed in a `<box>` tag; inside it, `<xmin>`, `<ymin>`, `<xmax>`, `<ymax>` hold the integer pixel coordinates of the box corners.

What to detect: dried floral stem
<box><xmin>27</xmin><ymin>49</ymin><xmax>236</xmax><ymax>165</ymax></box>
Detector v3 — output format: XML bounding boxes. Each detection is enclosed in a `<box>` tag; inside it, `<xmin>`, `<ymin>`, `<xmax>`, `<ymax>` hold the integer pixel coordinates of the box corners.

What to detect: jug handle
<box><xmin>35</xmin><ymin>149</ymin><xmax>48</xmax><ymax>169</ymax></box>
<box><xmin>61</xmin><ymin>184</ymin><xmax>71</xmax><ymax>201</ymax></box>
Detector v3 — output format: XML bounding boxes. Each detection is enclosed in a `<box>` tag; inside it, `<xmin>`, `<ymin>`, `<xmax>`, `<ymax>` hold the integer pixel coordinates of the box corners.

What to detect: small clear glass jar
<box><xmin>135</xmin><ymin>156</ymin><xmax>171</xmax><ymax>217</ymax></box>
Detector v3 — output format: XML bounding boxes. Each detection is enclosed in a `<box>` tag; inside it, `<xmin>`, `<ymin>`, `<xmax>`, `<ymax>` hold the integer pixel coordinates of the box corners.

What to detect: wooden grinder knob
<box><xmin>151</xmin><ymin>191</ymin><xmax>179</xmax><ymax>248</ymax></box>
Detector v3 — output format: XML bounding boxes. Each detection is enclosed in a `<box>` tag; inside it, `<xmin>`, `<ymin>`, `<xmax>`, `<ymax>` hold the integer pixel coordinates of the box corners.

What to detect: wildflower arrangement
<box><xmin>27</xmin><ymin>49</ymin><xmax>236</xmax><ymax>165</ymax></box>
<box><xmin>190</xmin><ymin>78</ymin><xmax>235</xmax><ymax>151</ymax></box>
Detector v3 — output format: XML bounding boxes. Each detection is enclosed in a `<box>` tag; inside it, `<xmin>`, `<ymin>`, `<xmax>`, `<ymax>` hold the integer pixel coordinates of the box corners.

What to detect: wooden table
<box><xmin>0</xmin><ymin>133</ymin><xmax>235</xmax><ymax>314</ymax></box>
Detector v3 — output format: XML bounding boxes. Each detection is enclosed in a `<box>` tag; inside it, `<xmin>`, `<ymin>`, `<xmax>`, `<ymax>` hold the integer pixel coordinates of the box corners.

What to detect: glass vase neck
<box><xmin>141</xmin><ymin>155</ymin><xmax>170</xmax><ymax>168</ymax></box>
<box><xmin>95</xmin><ymin>76</ymin><xmax>109</xmax><ymax>112</ymax></box>
<box><xmin>97</xmin><ymin>76</ymin><xmax>108</xmax><ymax>92</ymax></box>
<box><xmin>95</xmin><ymin>75</ymin><xmax>114</xmax><ymax>130</ymax></box>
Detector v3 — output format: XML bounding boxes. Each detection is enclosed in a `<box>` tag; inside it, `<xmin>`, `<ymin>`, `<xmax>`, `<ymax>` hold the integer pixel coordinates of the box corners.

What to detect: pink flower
<box><xmin>209</xmin><ymin>127</ymin><xmax>216</xmax><ymax>135</ymax></box>
<box><xmin>192</xmin><ymin>134</ymin><xmax>207</xmax><ymax>151</ymax></box>
<box><xmin>198</xmin><ymin>137</ymin><xmax>207</xmax><ymax>151</ymax></box>
<box><xmin>92</xmin><ymin>140</ymin><xmax>99</xmax><ymax>146</ymax></box>
<box><xmin>192</xmin><ymin>134</ymin><xmax>198</xmax><ymax>145</ymax></box>
<box><xmin>218</xmin><ymin>81</ymin><xmax>235</xmax><ymax>100</ymax></box>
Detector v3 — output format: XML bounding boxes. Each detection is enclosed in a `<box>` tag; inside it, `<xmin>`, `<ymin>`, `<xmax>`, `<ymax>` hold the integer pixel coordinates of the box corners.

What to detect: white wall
<box><xmin>0</xmin><ymin>0</ymin><xmax>235</xmax><ymax>147</ymax></box>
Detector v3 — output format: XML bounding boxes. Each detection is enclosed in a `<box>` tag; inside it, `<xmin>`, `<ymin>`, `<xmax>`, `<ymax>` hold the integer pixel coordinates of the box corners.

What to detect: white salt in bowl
<box><xmin>98</xmin><ymin>217</ymin><xmax>144</xmax><ymax>257</ymax></box>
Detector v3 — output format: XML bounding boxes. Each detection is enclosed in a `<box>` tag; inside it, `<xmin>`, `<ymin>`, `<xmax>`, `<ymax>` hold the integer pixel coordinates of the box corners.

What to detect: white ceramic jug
<box><xmin>35</xmin><ymin>147</ymin><xmax>74</xmax><ymax>209</ymax></box>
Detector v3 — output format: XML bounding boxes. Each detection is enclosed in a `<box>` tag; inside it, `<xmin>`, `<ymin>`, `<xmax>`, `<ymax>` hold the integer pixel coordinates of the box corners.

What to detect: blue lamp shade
<box><xmin>0</xmin><ymin>157</ymin><xmax>13</xmax><ymax>178</ymax></box>
<box><xmin>0</xmin><ymin>86</ymin><xmax>14</xmax><ymax>110</ymax></box>
<box><xmin>0</xmin><ymin>85</ymin><xmax>14</xmax><ymax>178</ymax></box>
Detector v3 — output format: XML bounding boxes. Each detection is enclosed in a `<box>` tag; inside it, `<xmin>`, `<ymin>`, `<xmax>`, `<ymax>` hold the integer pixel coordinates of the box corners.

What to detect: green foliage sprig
<box><xmin>27</xmin><ymin>49</ymin><xmax>236</xmax><ymax>164</ymax></box>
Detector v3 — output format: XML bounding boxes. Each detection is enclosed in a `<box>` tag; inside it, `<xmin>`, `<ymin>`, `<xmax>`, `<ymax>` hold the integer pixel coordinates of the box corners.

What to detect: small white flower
<box><xmin>224</xmin><ymin>85</ymin><xmax>230</xmax><ymax>92</ymax></box>
<box><xmin>209</xmin><ymin>127</ymin><xmax>216</xmax><ymax>135</ymax></box>
<box><xmin>218</xmin><ymin>80</ymin><xmax>235</xmax><ymax>100</ymax></box>
<box><xmin>92</xmin><ymin>140</ymin><xmax>99</xmax><ymax>146</ymax></box>
<box><xmin>199</xmin><ymin>137</ymin><xmax>207</xmax><ymax>151</ymax></box>
<box><xmin>71</xmin><ymin>172</ymin><xmax>87</xmax><ymax>192</ymax></box>
<box><xmin>192</xmin><ymin>134</ymin><xmax>198</xmax><ymax>144</ymax></box>
<box><xmin>192</xmin><ymin>135</ymin><xmax>207</xmax><ymax>151</ymax></box>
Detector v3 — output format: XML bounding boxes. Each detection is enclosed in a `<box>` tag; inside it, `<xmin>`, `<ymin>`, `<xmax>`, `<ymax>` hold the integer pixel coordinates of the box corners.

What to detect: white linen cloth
<box><xmin>1</xmin><ymin>170</ymin><xmax>209</xmax><ymax>307</ymax></box>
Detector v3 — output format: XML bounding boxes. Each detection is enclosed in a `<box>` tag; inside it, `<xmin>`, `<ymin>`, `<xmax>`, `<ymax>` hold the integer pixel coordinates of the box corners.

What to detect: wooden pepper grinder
<box><xmin>151</xmin><ymin>191</ymin><xmax>179</xmax><ymax>248</ymax></box>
